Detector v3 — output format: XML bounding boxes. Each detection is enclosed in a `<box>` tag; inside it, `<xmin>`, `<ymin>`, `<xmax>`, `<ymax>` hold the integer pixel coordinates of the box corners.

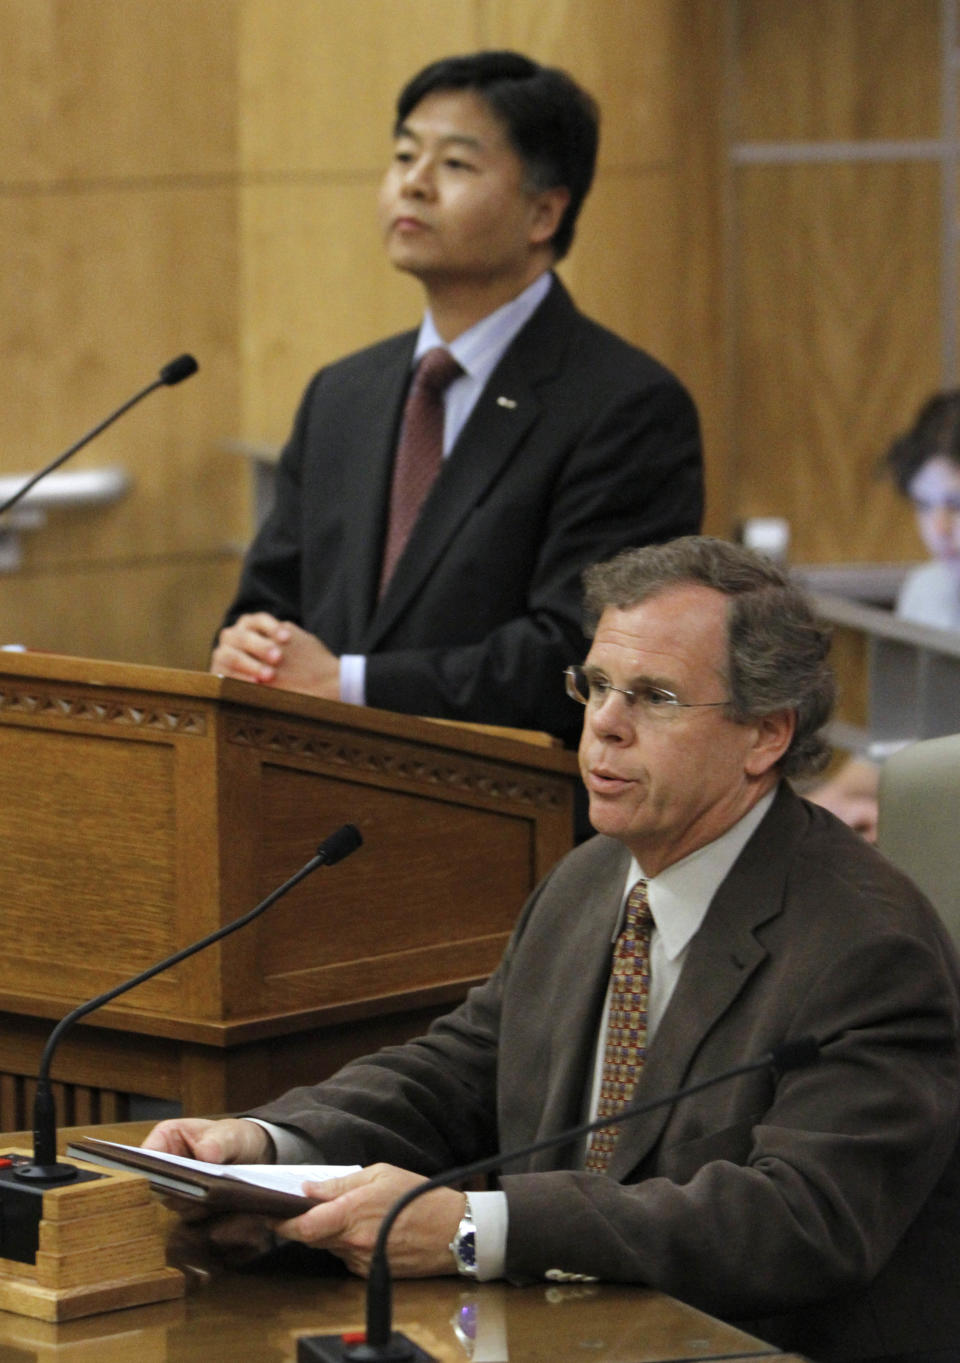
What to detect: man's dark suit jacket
<box><xmin>221</xmin><ymin>276</ymin><xmax>702</xmax><ymax>745</ymax></box>
<box><xmin>252</xmin><ymin>784</ymin><xmax>960</xmax><ymax>1362</ymax></box>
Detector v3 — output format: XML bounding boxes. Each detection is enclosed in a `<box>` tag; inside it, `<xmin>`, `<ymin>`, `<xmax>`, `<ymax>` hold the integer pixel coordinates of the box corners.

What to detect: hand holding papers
<box><xmin>66</xmin><ymin>1137</ymin><xmax>360</xmax><ymax>1218</ymax></box>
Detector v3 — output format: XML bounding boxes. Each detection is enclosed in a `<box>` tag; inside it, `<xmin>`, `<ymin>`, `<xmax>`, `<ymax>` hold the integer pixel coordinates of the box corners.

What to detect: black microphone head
<box><xmin>771</xmin><ymin>1036</ymin><xmax>820</xmax><ymax>1073</ymax></box>
<box><xmin>159</xmin><ymin>354</ymin><xmax>199</xmax><ymax>386</ymax></box>
<box><xmin>317</xmin><ymin>824</ymin><xmax>363</xmax><ymax>866</ymax></box>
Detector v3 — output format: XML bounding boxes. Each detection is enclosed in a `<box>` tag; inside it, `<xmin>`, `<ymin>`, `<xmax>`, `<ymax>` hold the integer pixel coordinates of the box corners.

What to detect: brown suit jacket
<box><xmin>252</xmin><ymin>785</ymin><xmax>960</xmax><ymax>1361</ymax></box>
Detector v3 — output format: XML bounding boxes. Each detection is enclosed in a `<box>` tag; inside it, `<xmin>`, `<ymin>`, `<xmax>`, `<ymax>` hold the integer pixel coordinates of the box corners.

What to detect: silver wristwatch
<box><xmin>449</xmin><ymin>1196</ymin><xmax>478</xmax><ymax>1277</ymax></box>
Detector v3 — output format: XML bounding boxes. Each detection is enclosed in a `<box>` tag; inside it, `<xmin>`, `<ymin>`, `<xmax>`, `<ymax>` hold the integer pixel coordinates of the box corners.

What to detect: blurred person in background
<box><xmin>810</xmin><ymin>390</ymin><xmax>960</xmax><ymax>838</ymax></box>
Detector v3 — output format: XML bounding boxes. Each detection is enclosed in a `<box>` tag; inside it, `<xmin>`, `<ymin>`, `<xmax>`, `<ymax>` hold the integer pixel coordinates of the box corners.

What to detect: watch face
<box><xmin>454</xmin><ymin>1226</ymin><xmax>477</xmax><ymax>1272</ymax></box>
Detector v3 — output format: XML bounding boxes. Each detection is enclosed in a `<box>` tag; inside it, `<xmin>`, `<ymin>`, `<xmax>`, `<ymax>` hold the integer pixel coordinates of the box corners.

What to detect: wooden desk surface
<box><xmin>0</xmin><ymin>1123</ymin><xmax>796</xmax><ymax>1363</ymax></box>
<box><xmin>0</xmin><ymin>1273</ymin><xmax>800</xmax><ymax>1363</ymax></box>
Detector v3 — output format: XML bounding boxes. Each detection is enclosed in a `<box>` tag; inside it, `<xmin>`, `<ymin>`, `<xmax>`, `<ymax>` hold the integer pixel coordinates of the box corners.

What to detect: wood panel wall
<box><xmin>0</xmin><ymin>1</ymin><xmax>947</xmax><ymax>672</ymax></box>
<box><xmin>0</xmin><ymin>1</ymin><xmax>245</xmax><ymax>665</ymax></box>
<box><xmin>726</xmin><ymin>0</ymin><xmax>948</xmax><ymax>567</ymax></box>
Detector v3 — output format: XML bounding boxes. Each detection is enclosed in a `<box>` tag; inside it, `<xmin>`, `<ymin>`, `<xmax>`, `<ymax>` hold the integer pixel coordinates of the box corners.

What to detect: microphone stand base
<box><xmin>0</xmin><ymin>1149</ymin><xmax>183</xmax><ymax>1321</ymax></box>
<box><xmin>298</xmin><ymin>1331</ymin><xmax>437</xmax><ymax>1362</ymax></box>
<box><xmin>12</xmin><ymin>1161</ymin><xmax>81</xmax><ymax>1183</ymax></box>
<box><xmin>0</xmin><ymin>1160</ymin><xmax>95</xmax><ymax>1262</ymax></box>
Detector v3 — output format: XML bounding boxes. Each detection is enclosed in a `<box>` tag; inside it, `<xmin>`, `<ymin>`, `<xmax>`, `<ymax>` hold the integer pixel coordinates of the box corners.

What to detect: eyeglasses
<box><xmin>911</xmin><ymin>496</ymin><xmax>960</xmax><ymax>514</ymax></box>
<box><xmin>564</xmin><ymin>665</ymin><xmax>730</xmax><ymax>722</ymax></box>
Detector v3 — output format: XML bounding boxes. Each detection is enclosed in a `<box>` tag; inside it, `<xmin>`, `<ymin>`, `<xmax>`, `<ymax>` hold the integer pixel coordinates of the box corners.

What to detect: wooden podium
<box><xmin>0</xmin><ymin>652</ymin><xmax>577</xmax><ymax>1127</ymax></box>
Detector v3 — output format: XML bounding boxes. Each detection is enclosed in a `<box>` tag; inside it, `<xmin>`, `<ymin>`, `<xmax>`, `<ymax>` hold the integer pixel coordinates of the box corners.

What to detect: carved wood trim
<box><xmin>226</xmin><ymin>718</ymin><xmax>568</xmax><ymax>811</ymax></box>
<box><xmin>0</xmin><ymin>684</ymin><xmax>207</xmax><ymax>735</ymax></box>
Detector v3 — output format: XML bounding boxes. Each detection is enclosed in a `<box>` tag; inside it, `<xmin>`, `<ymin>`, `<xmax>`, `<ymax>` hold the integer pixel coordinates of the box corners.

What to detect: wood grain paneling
<box><xmin>0</xmin><ymin>185</ymin><xmax>242</xmax><ymax>558</ymax></box>
<box><xmin>483</xmin><ymin>0</ymin><xmax>687</xmax><ymax>168</ymax></box>
<box><xmin>734</xmin><ymin>0</ymin><xmax>941</xmax><ymax>142</ymax></box>
<box><xmin>0</xmin><ymin>556</ymin><xmax>241</xmax><ymax>667</ymax></box>
<box><xmin>734</xmin><ymin>159</ymin><xmax>942</xmax><ymax>564</ymax></box>
<box><xmin>0</xmin><ymin>0</ymin><xmax>239</xmax><ymax>181</ymax></box>
<box><xmin>0</xmin><ymin>728</ymin><xmax>177</xmax><ymax>1007</ymax></box>
<box><xmin>561</xmin><ymin>168</ymin><xmax>698</xmax><ymax>390</ymax></box>
<box><xmin>238</xmin><ymin>0</ymin><xmax>480</xmax><ymax>174</ymax></box>
<box><xmin>0</xmin><ymin>1</ymin><xmax>244</xmax><ymax>668</ymax></box>
<box><xmin>256</xmin><ymin>764</ymin><xmax>531</xmax><ymax>985</ymax></box>
<box><xmin>725</xmin><ymin>0</ymin><xmax>954</xmax><ymax>745</ymax></box>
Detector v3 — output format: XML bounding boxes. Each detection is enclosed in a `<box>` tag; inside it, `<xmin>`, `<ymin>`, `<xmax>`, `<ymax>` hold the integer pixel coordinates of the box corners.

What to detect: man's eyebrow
<box><xmin>584</xmin><ymin>663</ymin><xmax>677</xmax><ymax>691</ymax></box>
<box><xmin>394</xmin><ymin>123</ymin><xmax>486</xmax><ymax>153</ymax></box>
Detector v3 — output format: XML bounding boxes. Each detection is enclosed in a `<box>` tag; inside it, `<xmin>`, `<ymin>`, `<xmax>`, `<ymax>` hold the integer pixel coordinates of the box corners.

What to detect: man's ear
<box><xmin>744</xmin><ymin>708</ymin><xmax>796</xmax><ymax>777</ymax></box>
<box><xmin>528</xmin><ymin>186</ymin><xmax>570</xmax><ymax>248</ymax></box>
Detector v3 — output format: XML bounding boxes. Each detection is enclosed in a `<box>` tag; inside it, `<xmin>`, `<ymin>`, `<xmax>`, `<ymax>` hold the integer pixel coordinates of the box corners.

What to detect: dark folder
<box><xmin>66</xmin><ymin>1136</ymin><xmax>316</xmax><ymax>1217</ymax></box>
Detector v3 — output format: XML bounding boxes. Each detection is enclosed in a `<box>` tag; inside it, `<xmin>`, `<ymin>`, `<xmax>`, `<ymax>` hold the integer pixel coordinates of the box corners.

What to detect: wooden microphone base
<box><xmin>0</xmin><ymin>1149</ymin><xmax>183</xmax><ymax>1322</ymax></box>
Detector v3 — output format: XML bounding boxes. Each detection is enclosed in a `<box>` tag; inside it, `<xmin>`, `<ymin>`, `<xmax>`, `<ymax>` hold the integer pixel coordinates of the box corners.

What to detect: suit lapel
<box><xmin>360</xmin><ymin>281</ymin><xmax>576</xmax><ymax>651</ymax></box>
<box><xmin>605</xmin><ymin>790</ymin><xmax>798</xmax><ymax>1180</ymax></box>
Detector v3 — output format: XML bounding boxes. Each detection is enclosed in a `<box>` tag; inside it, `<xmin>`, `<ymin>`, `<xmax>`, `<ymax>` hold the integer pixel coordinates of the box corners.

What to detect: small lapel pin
<box><xmin>496</xmin><ymin>395</ymin><xmax>518</xmax><ymax>409</ymax></box>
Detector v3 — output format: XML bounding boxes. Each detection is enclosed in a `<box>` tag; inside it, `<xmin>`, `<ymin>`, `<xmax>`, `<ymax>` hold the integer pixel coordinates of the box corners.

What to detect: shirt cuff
<box><xmin>244</xmin><ymin>1117</ymin><xmax>319</xmax><ymax>1163</ymax></box>
<box><xmin>339</xmin><ymin>654</ymin><xmax>366</xmax><ymax>706</ymax></box>
<box><xmin>469</xmin><ymin>1190</ymin><xmax>508</xmax><ymax>1281</ymax></box>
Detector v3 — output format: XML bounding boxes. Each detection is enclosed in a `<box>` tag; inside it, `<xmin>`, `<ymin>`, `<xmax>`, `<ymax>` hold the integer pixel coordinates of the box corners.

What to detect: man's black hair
<box><xmin>395</xmin><ymin>51</ymin><xmax>599</xmax><ymax>261</ymax></box>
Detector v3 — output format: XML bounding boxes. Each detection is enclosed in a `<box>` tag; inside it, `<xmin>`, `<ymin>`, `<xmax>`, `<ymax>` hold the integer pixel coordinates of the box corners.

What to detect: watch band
<box><xmin>449</xmin><ymin>1195</ymin><xmax>478</xmax><ymax>1277</ymax></box>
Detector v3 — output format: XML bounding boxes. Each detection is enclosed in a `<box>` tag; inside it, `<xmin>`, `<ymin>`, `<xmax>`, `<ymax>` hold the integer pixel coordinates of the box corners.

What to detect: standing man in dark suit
<box><xmin>212</xmin><ymin>51</ymin><xmax>702</xmax><ymax>746</ymax></box>
<box><xmin>149</xmin><ymin>537</ymin><xmax>960</xmax><ymax>1363</ymax></box>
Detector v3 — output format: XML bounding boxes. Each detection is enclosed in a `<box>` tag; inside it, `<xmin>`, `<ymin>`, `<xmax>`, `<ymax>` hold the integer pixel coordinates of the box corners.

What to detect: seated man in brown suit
<box><xmin>147</xmin><ymin>536</ymin><xmax>960</xmax><ymax>1363</ymax></box>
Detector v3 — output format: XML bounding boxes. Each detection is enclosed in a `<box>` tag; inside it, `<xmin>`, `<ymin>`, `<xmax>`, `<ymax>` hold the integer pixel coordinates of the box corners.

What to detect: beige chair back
<box><xmin>877</xmin><ymin>733</ymin><xmax>960</xmax><ymax>950</ymax></box>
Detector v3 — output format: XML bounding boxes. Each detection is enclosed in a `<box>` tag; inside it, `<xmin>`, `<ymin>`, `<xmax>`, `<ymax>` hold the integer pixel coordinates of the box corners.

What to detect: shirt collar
<box><xmin>619</xmin><ymin>786</ymin><xmax>779</xmax><ymax>961</ymax></box>
<box><xmin>414</xmin><ymin>271</ymin><xmax>553</xmax><ymax>380</ymax></box>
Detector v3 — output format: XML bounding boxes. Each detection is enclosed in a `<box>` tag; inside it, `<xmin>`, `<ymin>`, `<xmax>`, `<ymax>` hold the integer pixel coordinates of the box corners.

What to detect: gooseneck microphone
<box><xmin>299</xmin><ymin>1035</ymin><xmax>820</xmax><ymax>1363</ymax></box>
<box><xmin>0</xmin><ymin>354</ymin><xmax>199</xmax><ymax>517</ymax></box>
<box><xmin>15</xmin><ymin>822</ymin><xmax>363</xmax><ymax>1185</ymax></box>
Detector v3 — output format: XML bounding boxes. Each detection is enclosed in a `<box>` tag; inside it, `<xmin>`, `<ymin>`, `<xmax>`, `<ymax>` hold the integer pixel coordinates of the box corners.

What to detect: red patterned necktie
<box><xmin>379</xmin><ymin>346</ymin><xmax>462</xmax><ymax>596</ymax></box>
<box><xmin>584</xmin><ymin>879</ymin><xmax>654</xmax><ymax>1175</ymax></box>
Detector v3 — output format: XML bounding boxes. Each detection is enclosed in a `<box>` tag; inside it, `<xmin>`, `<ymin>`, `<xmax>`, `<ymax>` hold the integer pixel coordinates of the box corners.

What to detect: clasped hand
<box><xmin>143</xmin><ymin>1116</ymin><xmax>464</xmax><ymax>1278</ymax></box>
<box><xmin>210</xmin><ymin>612</ymin><xmax>341</xmax><ymax>698</ymax></box>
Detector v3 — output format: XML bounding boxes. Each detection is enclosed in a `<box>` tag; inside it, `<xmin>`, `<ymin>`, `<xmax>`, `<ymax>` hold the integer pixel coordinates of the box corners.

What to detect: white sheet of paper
<box><xmin>110</xmin><ymin>1141</ymin><xmax>360</xmax><ymax>1197</ymax></box>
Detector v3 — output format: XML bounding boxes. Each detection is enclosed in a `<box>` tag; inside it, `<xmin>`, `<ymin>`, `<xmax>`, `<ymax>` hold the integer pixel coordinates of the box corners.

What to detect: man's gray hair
<box><xmin>582</xmin><ymin>536</ymin><xmax>835</xmax><ymax>779</ymax></box>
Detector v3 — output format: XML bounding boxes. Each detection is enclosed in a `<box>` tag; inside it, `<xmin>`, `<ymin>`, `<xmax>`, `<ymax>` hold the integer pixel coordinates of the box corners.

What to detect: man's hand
<box><xmin>143</xmin><ymin>1118</ymin><xmax>279</xmax><ymax>1257</ymax></box>
<box><xmin>211</xmin><ymin>613</ymin><xmax>340</xmax><ymax>699</ymax></box>
<box><xmin>275</xmin><ymin>1163</ymin><xmax>465</xmax><ymax>1279</ymax></box>
<box><xmin>142</xmin><ymin>1116</ymin><xmax>273</xmax><ymax>1165</ymax></box>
